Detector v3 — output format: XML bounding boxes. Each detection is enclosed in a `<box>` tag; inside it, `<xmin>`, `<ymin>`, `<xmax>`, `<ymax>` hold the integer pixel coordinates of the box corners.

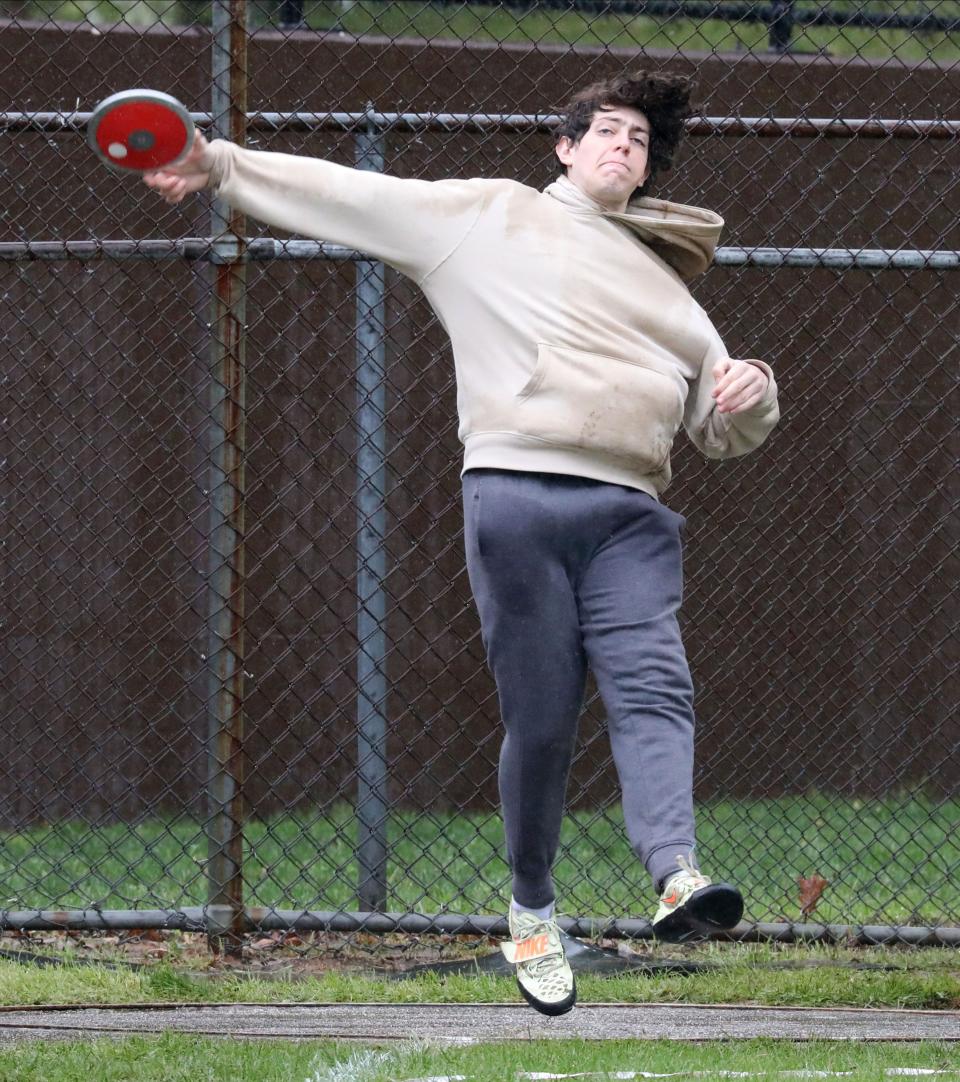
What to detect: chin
<box><xmin>592</xmin><ymin>183</ymin><xmax>632</xmax><ymax>206</ymax></box>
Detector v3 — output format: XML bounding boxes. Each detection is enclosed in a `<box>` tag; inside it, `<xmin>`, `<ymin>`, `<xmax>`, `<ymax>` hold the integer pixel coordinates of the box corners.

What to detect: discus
<box><xmin>87</xmin><ymin>89</ymin><xmax>195</xmax><ymax>172</ymax></box>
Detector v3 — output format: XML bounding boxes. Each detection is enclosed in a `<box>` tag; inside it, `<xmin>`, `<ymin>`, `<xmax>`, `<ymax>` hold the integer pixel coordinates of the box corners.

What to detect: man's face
<box><xmin>555</xmin><ymin>105</ymin><xmax>651</xmax><ymax>212</ymax></box>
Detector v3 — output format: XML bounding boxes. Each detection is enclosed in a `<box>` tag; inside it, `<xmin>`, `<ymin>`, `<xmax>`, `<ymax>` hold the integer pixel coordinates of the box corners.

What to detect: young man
<box><xmin>145</xmin><ymin>71</ymin><xmax>778</xmax><ymax>1017</ymax></box>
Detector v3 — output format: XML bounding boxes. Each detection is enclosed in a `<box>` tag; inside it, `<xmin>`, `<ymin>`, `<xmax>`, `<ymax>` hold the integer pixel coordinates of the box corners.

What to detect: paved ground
<box><xmin>1</xmin><ymin>1002</ymin><xmax>959</xmax><ymax>1044</ymax></box>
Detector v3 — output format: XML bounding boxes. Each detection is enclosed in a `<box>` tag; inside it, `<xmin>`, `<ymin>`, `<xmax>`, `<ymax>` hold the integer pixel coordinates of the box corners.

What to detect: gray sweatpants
<box><xmin>462</xmin><ymin>469</ymin><xmax>697</xmax><ymax>908</ymax></box>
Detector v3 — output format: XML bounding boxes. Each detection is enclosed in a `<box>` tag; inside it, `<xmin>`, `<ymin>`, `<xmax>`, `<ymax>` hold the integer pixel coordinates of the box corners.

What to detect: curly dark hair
<box><xmin>555</xmin><ymin>70</ymin><xmax>694</xmax><ymax>198</ymax></box>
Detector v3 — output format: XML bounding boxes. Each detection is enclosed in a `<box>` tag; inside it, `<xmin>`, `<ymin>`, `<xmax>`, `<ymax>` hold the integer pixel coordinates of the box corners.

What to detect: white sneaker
<box><xmin>652</xmin><ymin>855</ymin><xmax>744</xmax><ymax>943</ymax></box>
<box><xmin>500</xmin><ymin>907</ymin><xmax>576</xmax><ymax>1016</ymax></box>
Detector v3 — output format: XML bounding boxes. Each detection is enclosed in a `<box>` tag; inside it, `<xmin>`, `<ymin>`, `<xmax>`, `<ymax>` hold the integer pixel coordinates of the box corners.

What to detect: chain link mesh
<box><xmin>1</xmin><ymin>1</ymin><xmax>958</xmax><ymax>953</ymax></box>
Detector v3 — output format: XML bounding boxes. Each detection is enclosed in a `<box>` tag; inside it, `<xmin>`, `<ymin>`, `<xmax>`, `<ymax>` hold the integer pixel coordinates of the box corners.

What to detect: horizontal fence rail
<box><xmin>5</xmin><ymin>111</ymin><xmax>960</xmax><ymax>139</ymax></box>
<box><xmin>2</xmin><ymin>240</ymin><xmax>959</xmax><ymax>270</ymax></box>
<box><xmin>4</xmin><ymin>907</ymin><xmax>960</xmax><ymax>948</ymax></box>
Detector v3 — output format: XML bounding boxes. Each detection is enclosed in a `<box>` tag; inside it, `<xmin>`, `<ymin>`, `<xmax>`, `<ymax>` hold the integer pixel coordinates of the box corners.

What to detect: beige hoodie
<box><xmin>206</xmin><ymin>141</ymin><xmax>779</xmax><ymax>499</ymax></box>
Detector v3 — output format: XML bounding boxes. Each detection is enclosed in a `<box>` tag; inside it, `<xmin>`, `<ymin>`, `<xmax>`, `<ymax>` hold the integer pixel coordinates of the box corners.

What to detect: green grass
<box><xmin>3</xmin><ymin>1036</ymin><xmax>960</xmax><ymax>1082</ymax></box>
<box><xmin>1</xmin><ymin>942</ymin><xmax>958</xmax><ymax>1009</ymax></box>
<box><xmin>0</xmin><ymin>1034</ymin><xmax>347</xmax><ymax>1082</ymax></box>
<box><xmin>4</xmin><ymin>794</ymin><xmax>960</xmax><ymax>928</ymax></box>
<box><xmin>284</xmin><ymin>1</ymin><xmax>960</xmax><ymax>63</ymax></box>
<box><xmin>13</xmin><ymin>1</ymin><xmax>960</xmax><ymax>62</ymax></box>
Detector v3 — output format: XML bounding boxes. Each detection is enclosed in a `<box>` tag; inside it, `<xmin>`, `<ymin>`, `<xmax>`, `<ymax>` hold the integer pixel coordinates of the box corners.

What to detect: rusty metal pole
<box><xmin>205</xmin><ymin>0</ymin><xmax>248</xmax><ymax>957</ymax></box>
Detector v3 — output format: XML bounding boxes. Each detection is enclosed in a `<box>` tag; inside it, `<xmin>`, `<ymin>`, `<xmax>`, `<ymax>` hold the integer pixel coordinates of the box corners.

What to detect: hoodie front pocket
<box><xmin>517</xmin><ymin>343</ymin><xmax>685</xmax><ymax>471</ymax></box>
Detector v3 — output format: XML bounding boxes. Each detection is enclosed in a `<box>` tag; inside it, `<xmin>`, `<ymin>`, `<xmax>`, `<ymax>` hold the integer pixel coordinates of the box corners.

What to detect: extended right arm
<box><xmin>144</xmin><ymin>132</ymin><xmax>486</xmax><ymax>282</ymax></box>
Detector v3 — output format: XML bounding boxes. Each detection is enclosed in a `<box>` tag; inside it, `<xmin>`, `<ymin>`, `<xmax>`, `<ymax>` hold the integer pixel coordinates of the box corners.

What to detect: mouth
<box><xmin>599</xmin><ymin>161</ymin><xmax>629</xmax><ymax>172</ymax></box>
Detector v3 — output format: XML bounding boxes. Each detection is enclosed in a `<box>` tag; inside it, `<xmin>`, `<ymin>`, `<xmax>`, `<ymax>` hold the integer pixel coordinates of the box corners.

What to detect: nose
<box><xmin>612</xmin><ymin>133</ymin><xmax>631</xmax><ymax>154</ymax></box>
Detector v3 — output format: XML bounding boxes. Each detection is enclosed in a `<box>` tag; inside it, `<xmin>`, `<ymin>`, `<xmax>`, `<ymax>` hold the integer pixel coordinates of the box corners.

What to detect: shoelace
<box><xmin>675</xmin><ymin>853</ymin><xmax>710</xmax><ymax>886</ymax></box>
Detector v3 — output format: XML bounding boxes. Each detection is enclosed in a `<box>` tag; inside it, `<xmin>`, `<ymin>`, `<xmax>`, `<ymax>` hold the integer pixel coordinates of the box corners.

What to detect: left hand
<box><xmin>712</xmin><ymin>358</ymin><xmax>769</xmax><ymax>414</ymax></box>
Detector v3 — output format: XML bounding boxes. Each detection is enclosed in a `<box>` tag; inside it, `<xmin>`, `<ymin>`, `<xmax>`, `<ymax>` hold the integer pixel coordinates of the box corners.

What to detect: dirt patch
<box><xmin>0</xmin><ymin>927</ymin><xmax>508</xmax><ymax>978</ymax></box>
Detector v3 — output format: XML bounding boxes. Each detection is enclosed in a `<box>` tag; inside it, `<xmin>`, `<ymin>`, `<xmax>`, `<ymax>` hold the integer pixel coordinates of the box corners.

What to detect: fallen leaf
<box><xmin>119</xmin><ymin>928</ymin><xmax>164</xmax><ymax>942</ymax></box>
<box><xmin>798</xmin><ymin>873</ymin><xmax>829</xmax><ymax>918</ymax></box>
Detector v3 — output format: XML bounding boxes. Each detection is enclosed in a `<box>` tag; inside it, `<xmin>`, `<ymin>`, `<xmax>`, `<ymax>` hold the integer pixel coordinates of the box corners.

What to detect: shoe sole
<box><xmin>517</xmin><ymin>975</ymin><xmax>577</xmax><ymax>1016</ymax></box>
<box><xmin>652</xmin><ymin>883</ymin><xmax>744</xmax><ymax>944</ymax></box>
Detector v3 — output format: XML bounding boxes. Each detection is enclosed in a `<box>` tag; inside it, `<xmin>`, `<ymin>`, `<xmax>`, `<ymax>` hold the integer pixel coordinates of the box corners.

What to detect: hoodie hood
<box><xmin>543</xmin><ymin>174</ymin><xmax>724</xmax><ymax>280</ymax></box>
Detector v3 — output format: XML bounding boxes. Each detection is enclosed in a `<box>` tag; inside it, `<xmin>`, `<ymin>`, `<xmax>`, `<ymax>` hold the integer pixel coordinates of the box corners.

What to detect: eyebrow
<box><xmin>595</xmin><ymin>113</ymin><xmax>650</xmax><ymax>136</ymax></box>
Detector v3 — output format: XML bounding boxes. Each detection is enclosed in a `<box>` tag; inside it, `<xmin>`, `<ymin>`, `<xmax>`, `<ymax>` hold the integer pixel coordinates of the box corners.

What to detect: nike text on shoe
<box><xmin>651</xmin><ymin>855</ymin><xmax>744</xmax><ymax>944</ymax></box>
<box><xmin>501</xmin><ymin>907</ymin><xmax>576</xmax><ymax>1016</ymax></box>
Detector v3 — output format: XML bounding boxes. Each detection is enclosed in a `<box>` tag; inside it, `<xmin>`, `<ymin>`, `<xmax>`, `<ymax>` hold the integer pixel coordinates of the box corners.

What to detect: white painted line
<box><xmin>499</xmin><ymin>1069</ymin><xmax>960</xmax><ymax>1081</ymax></box>
<box><xmin>404</xmin><ymin>1076</ymin><xmax>470</xmax><ymax>1082</ymax></box>
<box><xmin>309</xmin><ymin>1038</ymin><xmax>479</xmax><ymax>1082</ymax></box>
<box><xmin>305</xmin><ymin>1048</ymin><xmax>394</xmax><ymax>1082</ymax></box>
<box><xmin>514</xmin><ymin>1072</ymin><xmax>960</xmax><ymax>1079</ymax></box>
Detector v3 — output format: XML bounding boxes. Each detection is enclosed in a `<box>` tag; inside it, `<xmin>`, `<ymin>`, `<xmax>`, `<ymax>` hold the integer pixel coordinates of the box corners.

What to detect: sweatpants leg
<box><xmin>576</xmin><ymin>492</ymin><xmax>697</xmax><ymax>893</ymax></box>
<box><xmin>462</xmin><ymin>469</ymin><xmax>697</xmax><ymax>906</ymax></box>
<box><xmin>462</xmin><ymin>470</ymin><xmax>588</xmax><ymax>909</ymax></box>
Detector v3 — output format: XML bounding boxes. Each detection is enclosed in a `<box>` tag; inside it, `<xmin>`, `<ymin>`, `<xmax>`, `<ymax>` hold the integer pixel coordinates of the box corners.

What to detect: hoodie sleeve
<box><xmin>204</xmin><ymin>139</ymin><xmax>487</xmax><ymax>283</ymax></box>
<box><xmin>683</xmin><ymin>316</ymin><xmax>780</xmax><ymax>460</ymax></box>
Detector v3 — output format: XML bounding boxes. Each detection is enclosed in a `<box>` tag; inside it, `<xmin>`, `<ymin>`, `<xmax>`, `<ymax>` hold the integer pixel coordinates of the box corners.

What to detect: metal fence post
<box><xmin>768</xmin><ymin>0</ymin><xmax>795</xmax><ymax>53</ymax></box>
<box><xmin>277</xmin><ymin>0</ymin><xmax>305</xmax><ymax>29</ymax></box>
<box><xmin>354</xmin><ymin>106</ymin><xmax>390</xmax><ymax>912</ymax></box>
<box><xmin>205</xmin><ymin>0</ymin><xmax>248</xmax><ymax>956</ymax></box>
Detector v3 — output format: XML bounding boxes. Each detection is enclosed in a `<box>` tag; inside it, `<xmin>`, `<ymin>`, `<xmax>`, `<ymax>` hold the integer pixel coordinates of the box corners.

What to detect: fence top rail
<box><xmin>3</xmin><ymin>111</ymin><xmax>960</xmax><ymax>139</ymax></box>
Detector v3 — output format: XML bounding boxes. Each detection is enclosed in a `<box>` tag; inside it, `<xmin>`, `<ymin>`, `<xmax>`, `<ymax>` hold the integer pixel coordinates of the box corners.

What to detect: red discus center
<box><xmin>94</xmin><ymin>99</ymin><xmax>190</xmax><ymax>171</ymax></box>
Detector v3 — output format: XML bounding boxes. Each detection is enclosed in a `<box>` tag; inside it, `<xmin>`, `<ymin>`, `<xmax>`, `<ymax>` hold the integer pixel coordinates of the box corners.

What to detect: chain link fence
<box><xmin>1</xmin><ymin>1</ymin><xmax>958</xmax><ymax>956</ymax></box>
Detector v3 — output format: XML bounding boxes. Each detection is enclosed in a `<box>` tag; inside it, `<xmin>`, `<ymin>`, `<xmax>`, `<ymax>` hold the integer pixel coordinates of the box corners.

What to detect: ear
<box><xmin>635</xmin><ymin>156</ymin><xmax>652</xmax><ymax>192</ymax></box>
<box><xmin>555</xmin><ymin>136</ymin><xmax>575</xmax><ymax>168</ymax></box>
